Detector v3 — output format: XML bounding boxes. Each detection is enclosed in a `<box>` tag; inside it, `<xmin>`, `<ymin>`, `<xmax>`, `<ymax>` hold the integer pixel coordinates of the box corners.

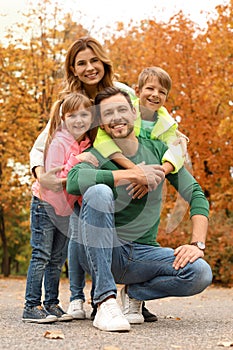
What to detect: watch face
<box><xmin>197</xmin><ymin>242</ymin><xmax>205</xmax><ymax>250</ymax></box>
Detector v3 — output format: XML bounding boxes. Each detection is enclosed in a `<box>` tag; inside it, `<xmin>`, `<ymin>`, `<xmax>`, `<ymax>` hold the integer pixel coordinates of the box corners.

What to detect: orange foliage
<box><xmin>0</xmin><ymin>2</ymin><xmax>88</xmax><ymax>275</ymax></box>
<box><xmin>107</xmin><ymin>4</ymin><xmax>233</xmax><ymax>213</ymax></box>
<box><xmin>0</xmin><ymin>0</ymin><xmax>232</xmax><ymax>282</ymax></box>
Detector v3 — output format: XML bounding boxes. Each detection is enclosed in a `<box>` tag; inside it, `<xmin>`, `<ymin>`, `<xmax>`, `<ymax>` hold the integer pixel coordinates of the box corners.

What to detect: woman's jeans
<box><xmin>76</xmin><ymin>184</ymin><xmax>213</xmax><ymax>305</ymax></box>
<box><xmin>25</xmin><ymin>196</ymin><xmax>69</xmax><ymax>307</ymax></box>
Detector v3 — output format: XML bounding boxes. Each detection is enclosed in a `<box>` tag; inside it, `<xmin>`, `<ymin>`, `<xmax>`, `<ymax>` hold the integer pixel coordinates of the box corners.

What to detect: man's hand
<box><xmin>126</xmin><ymin>183</ymin><xmax>149</xmax><ymax>199</ymax></box>
<box><xmin>173</xmin><ymin>244</ymin><xmax>204</xmax><ymax>270</ymax></box>
<box><xmin>113</xmin><ymin>163</ymin><xmax>165</xmax><ymax>190</ymax></box>
<box><xmin>135</xmin><ymin>163</ymin><xmax>165</xmax><ymax>191</ymax></box>
<box><xmin>39</xmin><ymin>166</ymin><xmax>66</xmax><ymax>192</ymax></box>
<box><xmin>125</xmin><ymin>163</ymin><xmax>165</xmax><ymax>198</ymax></box>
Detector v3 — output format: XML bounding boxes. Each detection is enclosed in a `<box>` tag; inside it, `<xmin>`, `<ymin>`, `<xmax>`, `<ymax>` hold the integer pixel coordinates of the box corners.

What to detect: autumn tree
<box><xmin>0</xmin><ymin>0</ymin><xmax>232</xmax><ymax>283</ymax></box>
<box><xmin>107</xmin><ymin>3</ymin><xmax>233</xmax><ymax>213</ymax></box>
<box><xmin>106</xmin><ymin>3</ymin><xmax>233</xmax><ymax>284</ymax></box>
<box><xmin>0</xmin><ymin>1</ymin><xmax>88</xmax><ymax>275</ymax></box>
<box><xmin>200</xmin><ymin>1</ymin><xmax>233</xmax><ymax>211</ymax></box>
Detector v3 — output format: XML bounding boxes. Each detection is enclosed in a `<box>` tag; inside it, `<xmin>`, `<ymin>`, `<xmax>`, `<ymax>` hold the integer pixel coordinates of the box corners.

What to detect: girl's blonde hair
<box><xmin>137</xmin><ymin>66</ymin><xmax>172</xmax><ymax>95</ymax></box>
<box><xmin>45</xmin><ymin>92</ymin><xmax>97</xmax><ymax>155</ymax></box>
<box><xmin>61</xmin><ymin>36</ymin><xmax>114</xmax><ymax>98</ymax></box>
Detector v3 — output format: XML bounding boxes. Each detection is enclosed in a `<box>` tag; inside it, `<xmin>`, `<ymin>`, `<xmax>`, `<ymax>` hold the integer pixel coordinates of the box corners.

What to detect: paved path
<box><xmin>0</xmin><ymin>277</ymin><xmax>232</xmax><ymax>350</ymax></box>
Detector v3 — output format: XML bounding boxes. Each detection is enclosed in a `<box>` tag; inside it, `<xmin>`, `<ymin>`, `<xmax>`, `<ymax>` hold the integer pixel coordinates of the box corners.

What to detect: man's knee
<box><xmin>83</xmin><ymin>185</ymin><xmax>114</xmax><ymax>212</ymax></box>
<box><xmin>188</xmin><ymin>259</ymin><xmax>213</xmax><ymax>294</ymax></box>
<box><xmin>199</xmin><ymin>259</ymin><xmax>213</xmax><ymax>288</ymax></box>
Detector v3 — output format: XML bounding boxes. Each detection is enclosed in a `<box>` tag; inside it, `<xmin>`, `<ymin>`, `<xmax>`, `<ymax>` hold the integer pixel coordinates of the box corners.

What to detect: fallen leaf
<box><xmin>43</xmin><ymin>329</ymin><xmax>65</xmax><ymax>339</ymax></box>
<box><xmin>217</xmin><ymin>341</ymin><xmax>233</xmax><ymax>347</ymax></box>
<box><xmin>164</xmin><ymin>315</ymin><xmax>181</xmax><ymax>320</ymax></box>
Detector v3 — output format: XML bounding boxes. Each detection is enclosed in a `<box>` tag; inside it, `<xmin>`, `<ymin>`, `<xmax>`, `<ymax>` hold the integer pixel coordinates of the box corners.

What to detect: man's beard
<box><xmin>108</xmin><ymin>123</ymin><xmax>134</xmax><ymax>139</ymax></box>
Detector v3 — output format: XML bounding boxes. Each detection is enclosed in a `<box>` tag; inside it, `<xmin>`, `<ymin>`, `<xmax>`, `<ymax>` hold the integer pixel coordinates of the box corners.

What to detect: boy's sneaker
<box><xmin>120</xmin><ymin>287</ymin><xmax>144</xmax><ymax>324</ymax></box>
<box><xmin>142</xmin><ymin>301</ymin><xmax>158</xmax><ymax>322</ymax></box>
<box><xmin>44</xmin><ymin>304</ymin><xmax>73</xmax><ymax>322</ymax></box>
<box><xmin>22</xmin><ymin>305</ymin><xmax>57</xmax><ymax>324</ymax></box>
<box><xmin>93</xmin><ymin>298</ymin><xmax>130</xmax><ymax>332</ymax></box>
<box><xmin>67</xmin><ymin>299</ymin><xmax>86</xmax><ymax>319</ymax></box>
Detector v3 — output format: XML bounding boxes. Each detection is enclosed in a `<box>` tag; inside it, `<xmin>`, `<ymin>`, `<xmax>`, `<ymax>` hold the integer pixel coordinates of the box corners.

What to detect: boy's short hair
<box><xmin>137</xmin><ymin>67</ymin><xmax>172</xmax><ymax>94</ymax></box>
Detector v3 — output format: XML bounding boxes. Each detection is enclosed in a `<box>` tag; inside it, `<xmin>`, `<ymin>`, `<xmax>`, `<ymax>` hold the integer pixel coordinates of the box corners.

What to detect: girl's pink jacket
<box><xmin>32</xmin><ymin>127</ymin><xmax>91</xmax><ymax>216</ymax></box>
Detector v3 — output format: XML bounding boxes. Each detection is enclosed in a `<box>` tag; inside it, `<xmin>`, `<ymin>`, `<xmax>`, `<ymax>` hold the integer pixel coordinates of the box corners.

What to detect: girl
<box><xmin>23</xmin><ymin>92</ymin><xmax>97</xmax><ymax>323</ymax></box>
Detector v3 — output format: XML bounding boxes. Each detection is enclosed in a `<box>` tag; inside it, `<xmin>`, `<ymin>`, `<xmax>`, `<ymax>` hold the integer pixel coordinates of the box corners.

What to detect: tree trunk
<box><xmin>0</xmin><ymin>205</ymin><xmax>10</xmax><ymax>276</ymax></box>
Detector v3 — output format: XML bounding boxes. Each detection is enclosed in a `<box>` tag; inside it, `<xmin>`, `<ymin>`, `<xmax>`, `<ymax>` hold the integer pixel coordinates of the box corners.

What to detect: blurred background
<box><xmin>0</xmin><ymin>0</ymin><xmax>232</xmax><ymax>285</ymax></box>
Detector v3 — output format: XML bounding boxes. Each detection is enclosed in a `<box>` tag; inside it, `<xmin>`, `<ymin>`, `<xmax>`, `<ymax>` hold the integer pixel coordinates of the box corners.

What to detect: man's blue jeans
<box><xmin>76</xmin><ymin>184</ymin><xmax>213</xmax><ymax>305</ymax></box>
<box><xmin>25</xmin><ymin>196</ymin><xmax>69</xmax><ymax>307</ymax></box>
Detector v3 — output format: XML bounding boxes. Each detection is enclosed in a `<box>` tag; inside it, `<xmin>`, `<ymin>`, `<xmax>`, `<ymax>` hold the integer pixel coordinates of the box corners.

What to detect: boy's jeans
<box><xmin>76</xmin><ymin>184</ymin><xmax>213</xmax><ymax>305</ymax></box>
<box><xmin>25</xmin><ymin>196</ymin><xmax>69</xmax><ymax>307</ymax></box>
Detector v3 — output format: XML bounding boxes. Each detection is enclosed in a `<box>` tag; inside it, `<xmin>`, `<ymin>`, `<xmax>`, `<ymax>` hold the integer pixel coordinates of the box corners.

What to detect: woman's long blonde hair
<box><xmin>61</xmin><ymin>36</ymin><xmax>114</xmax><ymax>98</ymax></box>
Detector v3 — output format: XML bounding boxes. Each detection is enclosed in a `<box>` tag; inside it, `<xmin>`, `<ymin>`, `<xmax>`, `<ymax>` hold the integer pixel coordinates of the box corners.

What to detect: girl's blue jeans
<box><xmin>25</xmin><ymin>196</ymin><xmax>69</xmax><ymax>307</ymax></box>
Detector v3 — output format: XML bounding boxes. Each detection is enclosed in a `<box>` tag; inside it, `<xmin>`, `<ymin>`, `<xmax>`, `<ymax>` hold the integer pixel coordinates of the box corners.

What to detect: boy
<box><xmin>94</xmin><ymin>66</ymin><xmax>187</xmax><ymax>182</ymax></box>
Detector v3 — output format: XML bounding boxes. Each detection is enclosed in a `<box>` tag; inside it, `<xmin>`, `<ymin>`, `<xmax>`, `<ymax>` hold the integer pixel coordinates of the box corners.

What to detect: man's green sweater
<box><xmin>67</xmin><ymin>137</ymin><xmax>209</xmax><ymax>246</ymax></box>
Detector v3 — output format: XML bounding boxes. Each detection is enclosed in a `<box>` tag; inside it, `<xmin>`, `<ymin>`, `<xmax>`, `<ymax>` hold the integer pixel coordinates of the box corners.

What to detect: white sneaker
<box><xmin>93</xmin><ymin>298</ymin><xmax>130</xmax><ymax>332</ymax></box>
<box><xmin>67</xmin><ymin>299</ymin><xmax>86</xmax><ymax>319</ymax></box>
<box><xmin>120</xmin><ymin>287</ymin><xmax>144</xmax><ymax>324</ymax></box>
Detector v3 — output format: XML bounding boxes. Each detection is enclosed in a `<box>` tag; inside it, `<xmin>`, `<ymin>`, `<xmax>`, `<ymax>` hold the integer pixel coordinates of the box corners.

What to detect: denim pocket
<box><xmin>30</xmin><ymin>196</ymin><xmax>52</xmax><ymax>244</ymax></box>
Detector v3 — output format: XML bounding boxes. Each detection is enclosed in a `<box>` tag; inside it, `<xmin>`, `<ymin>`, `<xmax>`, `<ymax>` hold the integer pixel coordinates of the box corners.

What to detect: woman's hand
<box><xmin>76</xmin><ymin>152</ymin><xmax>99</xmax><ymax>167</ymax></box>
<box><xmin>39</xmin><ymin>166</ymin><xmax>66</xmax><ymax>192</ymax></box>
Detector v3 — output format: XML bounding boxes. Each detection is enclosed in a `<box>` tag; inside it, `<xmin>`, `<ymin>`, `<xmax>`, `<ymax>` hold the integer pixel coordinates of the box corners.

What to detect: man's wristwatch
<box><xmin>190</xmin><ymin>241</ymin><xmax>206</xmax><ymax>251</ymax></box>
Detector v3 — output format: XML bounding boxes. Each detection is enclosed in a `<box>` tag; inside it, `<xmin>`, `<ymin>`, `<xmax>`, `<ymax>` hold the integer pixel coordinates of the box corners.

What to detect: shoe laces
<box><xmin>128</xmin><ymin>298</ymin><xmax>142</xmax><ymax>314</ymax></box>
<box><xmin>72</xmin><ymin>299</ymin><xmax>83</xmax><ymax>310</ymax></box>
<box><xmin>36</xmin><ymin>305</ymin><xmax>48</xmax><ymax>316</ymax></box>
<box><xmin>103</xmin><ymin>299</ymin><xmax>122</xmax><ymax>318</ymax></box>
